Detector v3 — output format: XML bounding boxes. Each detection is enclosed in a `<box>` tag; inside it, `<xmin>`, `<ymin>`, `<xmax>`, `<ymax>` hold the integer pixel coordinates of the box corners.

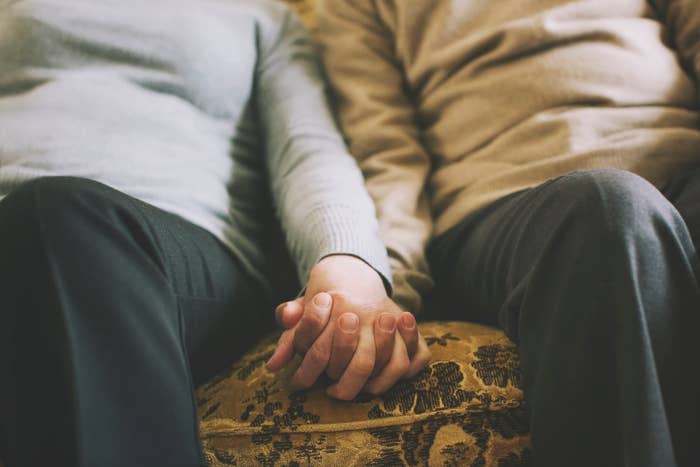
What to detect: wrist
<box><xmin>308</xmin><ymin>254</ymin><xmax>387</xmax><ymax>303</ymax></box>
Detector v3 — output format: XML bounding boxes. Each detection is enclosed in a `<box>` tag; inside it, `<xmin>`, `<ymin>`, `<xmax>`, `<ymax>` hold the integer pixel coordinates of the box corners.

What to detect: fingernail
<box><xmin>338</xmin><ymin>313</ymin><xmax>359</xmax><ymax>333</ymax></box>
<box><xmin>313</xmin><ymin>292</ymin><xmax>332</xmax><ymax>309</ymax></box>
<box><xmin>400</xmin><ymin>313</ymin><xmax>416</xmax><ymax>330</ymax></box>
<box><xmin>379</xmin><ymin>314</ymin><xmax>396</xmax><ymax>332</ymax></box>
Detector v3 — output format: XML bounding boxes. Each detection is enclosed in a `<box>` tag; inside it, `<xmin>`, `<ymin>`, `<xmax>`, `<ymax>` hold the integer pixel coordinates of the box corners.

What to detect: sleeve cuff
<box><xmin>292</xmin><ymin>204</ymin><xmax>393</xmax><ymax>293</ymax></box>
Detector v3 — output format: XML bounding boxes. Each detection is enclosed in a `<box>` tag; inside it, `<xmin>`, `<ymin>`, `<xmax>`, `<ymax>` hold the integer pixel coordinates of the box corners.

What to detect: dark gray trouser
<box><xmin>427</xmin><ymin>168</ymin><xmax>700</xmax><ymax>467</ymax></box>
<box><xmin>0</xmin><ymin>177</ymin><xmax>276</xmax><ymax>467</ymax></box>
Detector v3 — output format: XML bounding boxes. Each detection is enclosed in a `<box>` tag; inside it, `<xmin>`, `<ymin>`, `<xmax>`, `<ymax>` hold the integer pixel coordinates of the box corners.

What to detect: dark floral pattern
<box><xmin>196</xmin><ymin>349</ymin><xmax>274</xmax><ymax>413</ymax></box>
<box><xmin>369</xmin><ymin>362</ymin><xmax>473</xmax><ymax>418</ymax></box>
<box><xmin>294</xmin><ymin>433</ymin><xmax>338</xmax><ymax>464</ymax></box>
<box><xmin>241</xmin><ymin>382</ymin><xmax>320</xmax><ymax>431</ymax></box>
<box><xmin>472</xmin><ymin>344</ymin><xmax>521</xmax><ymax>388</ymax></box>
<box><xmin>252</xmin><ymin>431</ymin><xmax>338</xmax><ymax>467</ymax></box>
<box><xmin>365</xmin><ymin>421</ymin><xmax>405</xmax><ymax>466</ymax></box>
<box><xmin>426</xmin><ymin>332</ymin><xmax>460</xmax><ymax>347</ymax></box>
<box><xmin>201</xmin><ymin>402</ymin><xmax>221</xmax><ymax>421</ymax></box>
<box><xmin>481</xmin><ymin>404</ymin><xmax>530</xmax><ymax>440</ymax></box>
<box><xmin>199</xmin><ymin>319</ymin><xmax>530</xmax><ymax>466</ymax></box>
<box><xmin>441</xmin><ymin>441</ymin><xmax>483</xmax><ymax>466</ymax></box>
<box><xmin>254</xmin><ymin>449</ymin><xmax>281</xmax><ymax>467</ymax></box>
<box><xmin>365</xmin><ymin>406</ymin><xmax>530</xmax><ymax>466</ymax></box>
<box><xmin>365</xmin><ymin>408</ymin><xmax>524</xmax><ymax>467</ymax></box>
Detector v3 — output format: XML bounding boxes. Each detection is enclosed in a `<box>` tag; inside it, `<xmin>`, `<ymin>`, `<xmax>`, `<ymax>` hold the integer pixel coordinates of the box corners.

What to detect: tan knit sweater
<box><xmin>316</xmin><ymin>0</ymin><xmax>700</xmax><ymax>313</ymax></box>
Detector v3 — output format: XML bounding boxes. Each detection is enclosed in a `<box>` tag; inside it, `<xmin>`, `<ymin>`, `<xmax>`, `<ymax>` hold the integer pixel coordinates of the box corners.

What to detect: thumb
<box><xmin>275</xmin><ymin>297</ymin><xmax>304</xmax><ymax>329</ymax></box>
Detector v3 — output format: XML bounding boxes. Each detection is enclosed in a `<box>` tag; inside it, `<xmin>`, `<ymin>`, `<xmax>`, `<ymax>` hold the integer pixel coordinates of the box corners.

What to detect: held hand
<box><xmin>293</xmin><ymin>292</ymin><xmax>393</xmax><ymax>395</ymax></box>
<box><xmin>267</xmin><ymin>294</ymin><xmax>430</xmax><ymax>399</ymax></box>
<box><xmin>266</xmin><ymin>254</ymin><xmax>388</xmax><ymax>374</ymax></box>
<box><xmin>326</xmin><ymin>296</ymin><xmax>431</xmax><ymax>400</ymax></box>
<box><xmin>271</xmin><ymin>295</ymin><xmax>430</xmax><ymax>400</ymax></box>
<box><xmin>266</xmin><ymin>255</ymin><xmax>430</xmax><ymax>399</ymax></box>
<box><xmin>266</xmin><ymin>291</ymin><xmax>396</xmax><ymax>379</ymax></box>
<box><xmin>265</xmin><ymin>295</ymin><xmax>336</xmax><ymax>374</ymax></box>
<box><xmin>268</xmin><ymin>298</ymin><xmax>419</xmax><ymax>380</ymax></box>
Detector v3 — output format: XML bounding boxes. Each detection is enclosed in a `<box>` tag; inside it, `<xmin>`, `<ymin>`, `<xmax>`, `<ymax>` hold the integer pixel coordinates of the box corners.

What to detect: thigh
<box><xmin>107</xmin><ymin>186</ymin><xmax>277</xmax><ymax>385</ymax></box>
<box><xmin>1</xmin><ymin>176</ymin><xmax>277</xmax><ymax>465</ymax></box>
<box><xmin>1</xmin><ymin>176</ymin><xmax>275</xmax><ymax>387</ymax></box>
<box><xmin>428</xmin><ymin>169</ymin><xmax>699</xmax><ymax>466</ymax></box>
<box><xmin>427</xmin><ymin>169</ymin><xmax>690</xmax><ymax>339</ymax></box>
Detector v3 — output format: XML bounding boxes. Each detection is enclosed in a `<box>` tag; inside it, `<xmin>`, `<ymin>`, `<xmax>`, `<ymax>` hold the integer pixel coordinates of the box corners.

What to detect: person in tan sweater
<box><xmin>306</xmin><ymin>0</ymin><xmax>700</xmax><ymax>465</ymax></box>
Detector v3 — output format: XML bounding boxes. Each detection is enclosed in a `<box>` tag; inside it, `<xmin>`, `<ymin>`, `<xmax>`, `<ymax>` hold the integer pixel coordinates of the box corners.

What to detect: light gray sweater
<box><xmin>0</xmin><ymin>0</ymin><xmax>391</xmax><ymax>293</ymax></box>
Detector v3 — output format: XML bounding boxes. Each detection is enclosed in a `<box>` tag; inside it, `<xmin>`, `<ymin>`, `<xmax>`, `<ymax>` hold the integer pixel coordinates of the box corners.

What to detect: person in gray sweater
<box><xmin>0</xmin><ymin>1</ymin><xmax>429</xmax><ymax>466</ymax></box>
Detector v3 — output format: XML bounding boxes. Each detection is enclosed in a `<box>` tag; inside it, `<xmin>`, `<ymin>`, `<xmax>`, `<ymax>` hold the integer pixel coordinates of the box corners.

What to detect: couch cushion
<box><xmin>197</xmin><ymin>321</ymin><xmax>530</xmax><ymax>466</ymax></box>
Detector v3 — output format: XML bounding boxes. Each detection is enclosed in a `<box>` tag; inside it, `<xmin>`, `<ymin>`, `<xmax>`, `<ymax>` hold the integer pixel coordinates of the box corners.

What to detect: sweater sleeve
<box><xmin>652</xmin><ymin>0</ymin><xmax>700</xmax><ymax>98</ymax></box>
<box><xmin>315</xmin><ymin>0</ymin><xmax>433</xmax><ymax>314</ymax></box>
<box><xmin>255</xmin><ymin>6</ymin><xmax>392</xmax><ymax>290</ymax></box>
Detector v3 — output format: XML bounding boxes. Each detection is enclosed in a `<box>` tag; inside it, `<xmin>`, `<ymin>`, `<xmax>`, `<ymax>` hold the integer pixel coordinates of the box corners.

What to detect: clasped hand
<box><xmin>266</xmin><ymin>255</ymin><xmax>431</xmax><ymax>400</ymax></box>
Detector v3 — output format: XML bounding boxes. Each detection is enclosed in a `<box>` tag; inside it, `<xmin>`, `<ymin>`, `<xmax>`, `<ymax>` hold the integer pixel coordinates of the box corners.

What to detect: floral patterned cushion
<box><xmin>196</xmin><ymin>321</ymin><xmax>531</xmax><ymax>466</ymax></box>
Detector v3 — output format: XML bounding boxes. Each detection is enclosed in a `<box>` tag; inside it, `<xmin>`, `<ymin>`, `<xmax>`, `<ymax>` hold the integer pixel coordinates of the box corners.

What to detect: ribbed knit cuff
<box><xmin>294</xmin><ymin>204</ymin><xmax>393</xmax><ymax>294</ymax></box>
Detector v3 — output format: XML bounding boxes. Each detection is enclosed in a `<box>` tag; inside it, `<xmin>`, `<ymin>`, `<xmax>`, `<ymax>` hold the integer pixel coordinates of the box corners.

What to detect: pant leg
<box><xmin>428</xmin><ymin>169</ymin><xmax>699</xmax><ymax>467</ymax></box>
<box><xmin>658</xmin><ymin>167</ymin><xmax>700</xmax><ymax>467</ymax></box>
<box><xmin>0</xmin><ymin>176</ymin><xmax>273</xmax><ymax>467</ymax></box>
